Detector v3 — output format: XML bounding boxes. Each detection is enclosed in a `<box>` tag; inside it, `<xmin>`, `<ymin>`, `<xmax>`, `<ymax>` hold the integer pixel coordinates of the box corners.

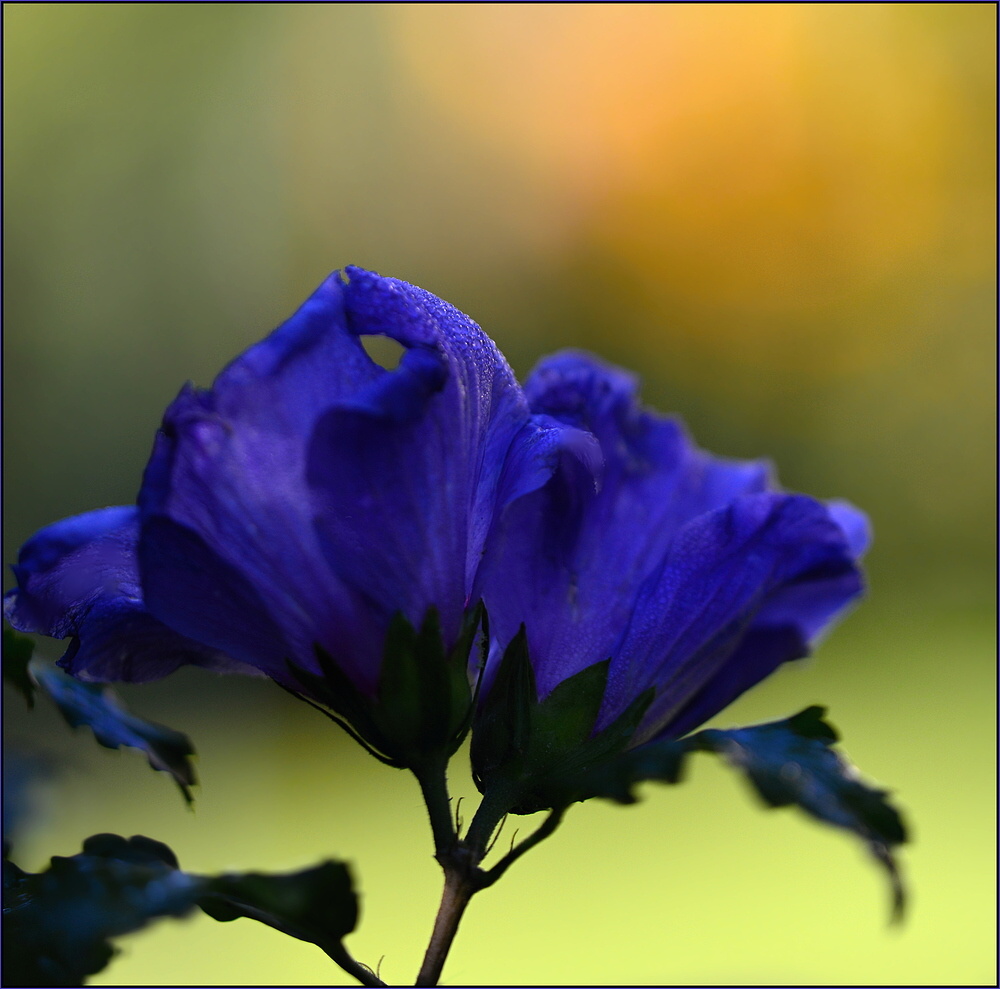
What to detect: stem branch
<box><xmin>479</xmin><ymin>806</ymin><xmax>566</xmax><ymax>888</ymax></box>
<box><xmin>412</xmin><ymin>773</ymin><xmax>566</xmax><ymax>984</ymax></box>
<box><xmin>325</xmin><ymin>942</ymin><xmax>388</xmax><ymax>988</ymax></box>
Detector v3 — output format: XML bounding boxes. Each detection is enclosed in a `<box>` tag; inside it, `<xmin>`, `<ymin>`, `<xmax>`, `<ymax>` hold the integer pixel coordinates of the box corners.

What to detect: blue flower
<box><xmin>4</xmin><ymin>269</ymin><xmax>588</xmax><ymax>714</ymax></box>
<box><xmin>5</xmin><ymin>270</ymin><xmax>866</xmax><ymax>779</ymax></box>
<box><xmin>474</xmin><ymin>352</ymin><xmax>868</xmax><ymax>768</ymax></box>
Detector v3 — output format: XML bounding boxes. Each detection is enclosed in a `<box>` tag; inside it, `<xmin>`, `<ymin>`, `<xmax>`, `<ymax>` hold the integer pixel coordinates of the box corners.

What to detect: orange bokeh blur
<box><xmin>389</xmin><ymin>4</ymin><xmax>991</xmax><ymax>371</ymax></box>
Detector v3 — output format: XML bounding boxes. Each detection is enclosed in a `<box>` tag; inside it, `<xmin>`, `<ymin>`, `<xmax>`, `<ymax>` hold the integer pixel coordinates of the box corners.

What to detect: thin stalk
<box><xmin>325</xmin><ymin>943</ymin><xmax>388</xmax><ymax>988</ymax></box>
<box><xmin>479</xmin><ymin>806</ymin><xmax>566</xmax><ymax>888</ymax></box>
<box><xmin>462</xmin><ymin>784</ymin><xmax>515</xmax><ymax>858</ymax></box>
<box><xmin>413</xmin><ymin>759</ymin><xmax>458</xmax><ymax>858</ymax></box>
<box><xmin>412</xmin><ymin>772</ymin><xmax>563</xmax><ymax>984</ymax></box>
<box><xmin>414</xmin><ymin>867</ymin><xmax>476</xmax><ymax>987</ymax></box>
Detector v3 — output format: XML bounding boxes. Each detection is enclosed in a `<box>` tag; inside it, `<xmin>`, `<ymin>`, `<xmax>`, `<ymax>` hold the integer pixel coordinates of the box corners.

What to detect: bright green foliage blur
<box><xmin>3</xmin><ymin>4</ymin><xmax>995</xmax><ymax>986</ymax></box>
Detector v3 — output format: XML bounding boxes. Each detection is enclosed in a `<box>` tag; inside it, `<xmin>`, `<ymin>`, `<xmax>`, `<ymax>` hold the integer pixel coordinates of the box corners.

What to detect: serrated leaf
<box><xmin>30</xmin><ymin>664</ymin><xmax>196</xmax><ymax>804</ymax></box>
<box><xmin>570</xmin><ymin>706</ymin><xmax>908</xmax><ymax>918</ymax></box>
<box><xmin>2</xmin><ymin>835</ymin><xmax>201</xmax><ymax>987</ymax></box>
<box><xmin>693</xmin><ymin>706</ymin><xmax>907</xmax><ymax>918</ymax></box>
<box><xmin>3</xmin><ymin>835</ymin><xmax>364</xmax><ymax>987</ymax></box>
<box><xmin>691</xmin><ymin>706</ymin><xmax>907</xmax><ymax>845</ymax></box>
<box><xmin>3</xmin><ymin>626</ymin><xmax>37</xmax><ymax>707</ymax></box>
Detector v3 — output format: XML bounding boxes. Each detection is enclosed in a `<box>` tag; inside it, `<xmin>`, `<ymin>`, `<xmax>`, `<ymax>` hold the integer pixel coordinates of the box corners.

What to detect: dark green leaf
<box><xmin>200</xmin><ymin>861</ymin><xmax>358</xmax><ymax>953</ymax></box>
<box><xmin>572</xmin><ymin>706</ymin><xmax>909</xmax><ymax>918</ymax></box>
<box><xmin>77</xmin><ymin>833</ymin><xmax>180</xmax><ymax>868</ymax></box>
<box><xmin>2</xmin><ymin>835</ymin><xmax>201</xmax><ymax>987</ymax></box>
<box><xmin>694</xmin><ymin>706</ymin><xmax>907</xmax><ymax>918</ymax></box>
<box><xmin>3</xmin><ymin>626</ymin><xmax>37</xmax><ymax>708</ymax></box>
<box><xmin>691</xmin><ymin>706</ymin><xmax>906</xmax><ymax>844</ymax></box>
<box><xmin>3</xmin><ymin>835</ymin><xmax>363</xmax><ymax>987</ymax></box>
<box><xmin>31</xmin><ymin>664</ymin><xmax>196</xmax><ymax>804</ymax></box>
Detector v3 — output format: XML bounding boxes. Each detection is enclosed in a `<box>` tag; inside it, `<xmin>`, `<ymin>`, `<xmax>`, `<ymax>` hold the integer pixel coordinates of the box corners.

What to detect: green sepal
<box><xmin>472</xmin><ymin>629</ymin><xmax>653</xmax><ymax>813</ymax></box>
<box><xmin>286</xmin><ymin>604</ymin><xmax>481</xmax><ymax>771</ymax></box>
<box><xmin>469</xmin><ymin>625</ymin><xmax>534</xmax><ymax>785</ymax></box>
<box><xmin>2</xmin><ymin>834</ymin><xmax>362</xmax><ymax>988</ymax></box>
<box><xmin>569</xmin><ymin>705</ymin><xmax>909</xmax><ymax>918</ymax></box>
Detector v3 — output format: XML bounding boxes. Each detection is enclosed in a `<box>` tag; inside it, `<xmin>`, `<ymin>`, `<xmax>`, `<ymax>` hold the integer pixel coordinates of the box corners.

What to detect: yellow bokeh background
<box><xmin>4</xmin><ymin>4</ymin><xmax>994</xmax><ymax>985</ymax></box>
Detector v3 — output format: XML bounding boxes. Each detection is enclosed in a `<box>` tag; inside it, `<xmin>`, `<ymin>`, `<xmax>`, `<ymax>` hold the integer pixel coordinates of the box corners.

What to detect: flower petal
<box><xmin>599</xmin><ymin>493</ymin><xmax>865</xmax><ymax>741</ymax></box>
<box><xmin>137</xmin><ymin>268</ymin><xmax>579</xmax><ymax>694</ymax></box>
<box><xmin>4</xmin><ymin>507</ymin><xmax>244</xmax><ymax>682</ymax></box>
<box><xmin>137</xmin><ymin>271</ymin><xmax>380</xmax><ymax>686</ymax></box>
<box><xmin>656</xmin><ymin>499</ymin><xmax>869</xmax><ymax>740</ymax></box>
<box><xmin>480</xmin><ymin>351</ymin><xmax>772</xmax><ymax>698</ymax></box>
<box><xmin>826</xmin><ymin>499</ymin><xmax>872</xmax><ymax>558</ymax></box>
<box><xmin>306</xmin><ymin>270</ymin><xmax>587</xmax><ymax>655</ymax></box>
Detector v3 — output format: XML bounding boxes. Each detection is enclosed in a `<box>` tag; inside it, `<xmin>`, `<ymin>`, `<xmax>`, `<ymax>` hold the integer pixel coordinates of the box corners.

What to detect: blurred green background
<box><xmin>3</xmin><ymin>4</ymin><xmax>995</xmax><ymax>985</ymax></box>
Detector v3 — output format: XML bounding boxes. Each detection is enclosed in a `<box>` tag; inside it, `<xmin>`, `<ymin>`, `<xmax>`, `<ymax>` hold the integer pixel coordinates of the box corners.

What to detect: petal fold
<box><xmin>4</xmin><ymin>507</ymin><xmax>244</xmax><ymax>682</ymax></box>
<box><xmin>601</xmin><ymin>492</ymin><xmax>864</xmax><ymax>741</ymax></box>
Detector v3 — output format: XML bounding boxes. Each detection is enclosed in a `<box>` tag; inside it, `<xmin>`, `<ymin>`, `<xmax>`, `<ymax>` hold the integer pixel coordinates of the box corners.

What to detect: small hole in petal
<box><xmin>360</xmin><ymin>335</ymin><xmax>405</xmax><ymax>370</ymax></box>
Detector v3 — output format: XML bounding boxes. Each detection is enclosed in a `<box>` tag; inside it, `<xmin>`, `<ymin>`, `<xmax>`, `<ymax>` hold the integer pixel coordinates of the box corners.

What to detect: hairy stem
<box><xmin>414</xmin><ymin>866</ymin><xmax>476</xmax><ymax>987</ymax></box>
<box><xmin>413</xmin><ymin>772</ymin><xmax>566</xmax><ymax>984</ymax></box>
<box><xmin>414</xmin><ymin>759</ymin><xmax>458</xmax><ymax>858</ymax></box>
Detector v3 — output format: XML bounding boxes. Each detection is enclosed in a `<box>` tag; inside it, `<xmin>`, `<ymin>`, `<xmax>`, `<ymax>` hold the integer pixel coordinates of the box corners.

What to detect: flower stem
<box><xmin>412</xmin><ymin>773</ymin><xmax>565</xmax><ymax>984</ymax></box>
<box><xmin>413</xmin><ymin>758</ymin><xmax>458</xmax><ymax>858</ymax></box>
<box><xmin>414</xmin><ymin>866</ymin><xmax>476</xmax><ymax>987</ymax></box>
<box><xmin>411</xmin><ymin>771</ymin><xmax>508</xmax><ymax>986</ymax></box>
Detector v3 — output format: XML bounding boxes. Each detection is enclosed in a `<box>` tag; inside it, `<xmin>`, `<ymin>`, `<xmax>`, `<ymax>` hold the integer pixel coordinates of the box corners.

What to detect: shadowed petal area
<box><xmin>3</xmin><ymin>507</ymin><xmax>246</xmax><ymax>681</ymax></box>
<box><xmin>308</xmin><ymin>271</ymin><xmax>599</xmax><ymax>658</ymax></box>
<box><xmin>308</xmin><ymin>272</ymin><xmax>512</xmax><ymax>654</ymax></box>
<box><xmin>137</xmin><ymin>271</ymin><xmax>382</xmax><ymax>687</ymax></box>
